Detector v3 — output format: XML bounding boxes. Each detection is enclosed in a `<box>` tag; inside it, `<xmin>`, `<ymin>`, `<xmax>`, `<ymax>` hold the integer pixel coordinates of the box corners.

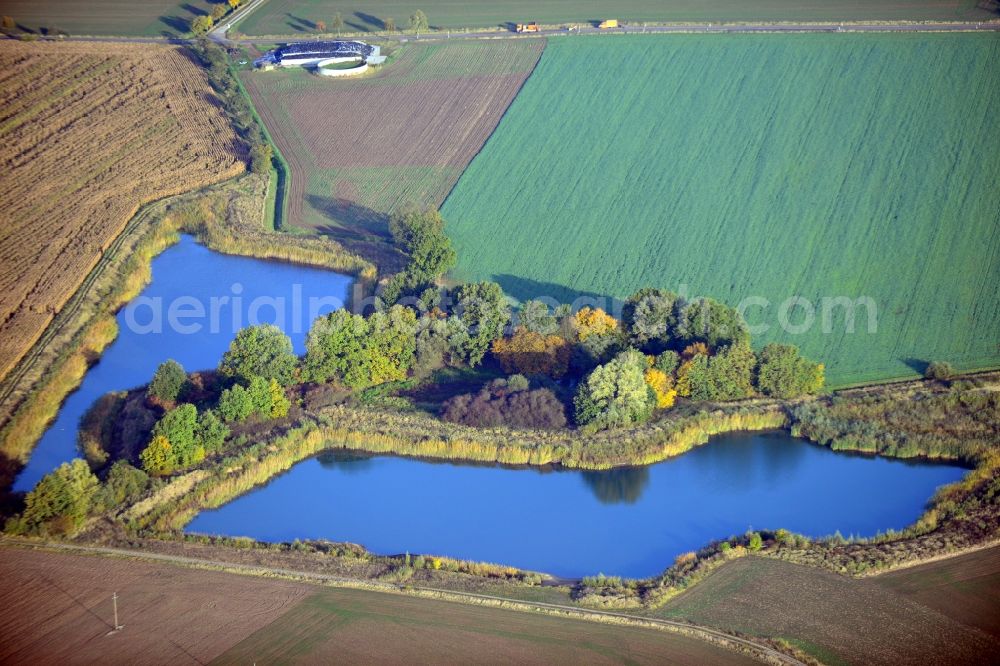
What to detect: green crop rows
<box><xmin>442</xmin><ymin>34</ymin><xmax>1000</xmax><ymax>387</ymax></box>
<box><xmin>235</xmin><ymin>0</ymin><xmax>995</xmax><ymax>36</ymax></box>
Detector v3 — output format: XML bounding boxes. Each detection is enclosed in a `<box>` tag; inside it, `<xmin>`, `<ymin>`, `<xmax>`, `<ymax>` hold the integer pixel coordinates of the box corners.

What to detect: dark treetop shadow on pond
<box><xmin>581</xmin><ymin>467</ymin><xmax>651</xmax><ymax>505</ymax></box>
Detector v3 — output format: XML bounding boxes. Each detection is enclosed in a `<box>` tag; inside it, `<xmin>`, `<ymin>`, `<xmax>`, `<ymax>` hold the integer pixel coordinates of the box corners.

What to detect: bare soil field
<box><xmin>657</xmin><ymin>548</ymin><xmax>1000</xmax><ymax>665</ymax></box>
<box><xmin>0</xmin><ymin>546</ymin><xmax>753</xmax><ymax>665</ymax></box>
<box><xmin>0</xmin><ymin>546</ymin><xmax>310</xmax><ymax>664</ymax></box>
<box><xmin>875</xmin><ymin>545</ymin><xmax>1000</xmax><ymax>641</ymax></box>
<box><xmin>216</xmin><ymin>588</ymin><xmax>755</xmax><ymax>665</ymax></box>
<box><xmin>0</xmin><ymin>41</ymin><xmax>243</xmax><ymax>384</ymax></box>
<box><xmin>241</xmin><ymin>39</ymin><xmax>543</xmax><ymax>264</ymax></box>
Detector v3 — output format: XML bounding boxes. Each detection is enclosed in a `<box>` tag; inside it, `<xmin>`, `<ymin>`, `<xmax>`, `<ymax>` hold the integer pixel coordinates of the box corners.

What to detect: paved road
<box><xmin>0</xmin><ymin>537</ymin><xmax>803</xmax><ymax>665</ymax></box>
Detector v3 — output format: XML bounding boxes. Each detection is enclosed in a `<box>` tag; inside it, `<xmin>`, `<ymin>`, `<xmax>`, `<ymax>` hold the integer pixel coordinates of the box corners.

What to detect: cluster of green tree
<box><xmin>440</xmin><ymin>376</ymin><xmax>567</xmax><ymax>429</ymax></box>
<box><xmin>211</xmin><ymin>261</ymin><xmax>820</xmax><ymax>435</ymax></box>
<box><xmin>308</xmin><ymin>280</ymin><xmax>509</xmax><ymax>388</ymax></box>
<box><xmin>190</xmin><ymin>0</ymin><xmax>244</xmax><ymax>36</ymax></box>
<box><xmin>5</xmin><ymin>459</ymin><xmax>150</xmax><ymax>537</ymax></box>
<box><xmin>187</xmin><ymin>40</ymin><xmax>271</xmax><ymax>174</ymax></box>
<box><xmin>136</xmin><ymin>346</ymin><xmax>296</xmax><ymax>476</ymax></box>
<box><xmin>379</xmin><ymin>207</ymin><xmax>457</xmax><ymax>306</ymax></box>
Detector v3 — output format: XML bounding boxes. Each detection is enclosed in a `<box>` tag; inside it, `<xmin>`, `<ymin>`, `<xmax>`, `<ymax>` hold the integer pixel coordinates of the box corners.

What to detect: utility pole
<box><xmin>112</xmin><ymin>592</ymin><xmax>124</xmax><ymax>632</ymax></box>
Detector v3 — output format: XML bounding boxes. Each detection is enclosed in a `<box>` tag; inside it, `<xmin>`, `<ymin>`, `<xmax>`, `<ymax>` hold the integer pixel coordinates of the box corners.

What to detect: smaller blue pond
<box><xmin>15</xmin><ymin>236</ymin><xmax>353</xmax><ymax>490</ymax></box>
<box><xmin>187</xmin><ymin>432</ymin><xmax>967</xmax><ymax>578</ymax></box>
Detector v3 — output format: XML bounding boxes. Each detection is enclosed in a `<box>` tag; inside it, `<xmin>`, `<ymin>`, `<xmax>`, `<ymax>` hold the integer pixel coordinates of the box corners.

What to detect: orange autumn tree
<box><xmin>491</xmin><ymin>327</ymin><xmax>571</xmax><ymax>378</ymax></box>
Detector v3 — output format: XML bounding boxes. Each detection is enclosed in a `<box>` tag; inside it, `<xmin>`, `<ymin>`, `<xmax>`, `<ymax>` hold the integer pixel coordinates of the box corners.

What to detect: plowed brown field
<box><xmin>658</xmin><ymin>549</ymin><xmax>1000</xmax><ymax>665</ymax></box>
<box><xmin>242</xmin><ymin>39</ymin><xmax>543</xmax><ymax>254</ymax></box>
<box><xmin>0</xmin><ymin>41</ymin><xmax>243</xmax><ymax>383</ymax></box>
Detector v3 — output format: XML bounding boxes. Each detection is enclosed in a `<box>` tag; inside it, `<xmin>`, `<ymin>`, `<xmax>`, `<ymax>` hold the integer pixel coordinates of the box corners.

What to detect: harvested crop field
<box><xmin>442</xmin><ymin>34</ymin><xmax>1000</xmax><ymax>387</ymax></box>
<box><xmin>0</xmin><ymin>41</ymin><xmax>243</xmax><ymax>383</ymax></box>
<box><xmin>0</xmin><ymin>0</ymin><xmax>219</xmax><ymax>37</ymax></box>
<box><xmin>236</xmin><ymin>0</ymin><xmax>998</xmax><ymax>35</ymax></box>
<box><xmin>657</xmin><ymin>549</ymin><xmax>1000</xmax><ymax>665</ymax></box>
<box><xmin>0</xmin><ymin>546</ymin><xmax>753</xmax><ymax>665</ymax></box>
<box><xmin>242</xmin><ymin>39</ymin><xmax>543</xmax><ymax>262</ymax></box>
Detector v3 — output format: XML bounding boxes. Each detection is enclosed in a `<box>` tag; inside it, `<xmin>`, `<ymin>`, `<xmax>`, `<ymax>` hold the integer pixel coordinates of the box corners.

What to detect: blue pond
<box><xmin>187</xmin><ymin>432</ymin><xmax>966</xmax><ymax>578</ymax></box>
<box><xmin>17</xmin><ymin>235</ymin><xmax>968</xmax><ymax>579</ymax></box>
<box><xmin>15</xmin><ymin>236</ymin><xmax>353</xmax><ymax>490</ymax></box>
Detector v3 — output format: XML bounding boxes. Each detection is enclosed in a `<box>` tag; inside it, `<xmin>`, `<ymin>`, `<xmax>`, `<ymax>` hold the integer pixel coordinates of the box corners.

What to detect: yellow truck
<box><xmin>598</xmin><ymin>19</ymin><xmax>619</xmax><ymax>29</ymax></box>
<box><xmin>515</xmin><ymin>22</ymin><xmax>540</xmax><ymax>33</ymax></box>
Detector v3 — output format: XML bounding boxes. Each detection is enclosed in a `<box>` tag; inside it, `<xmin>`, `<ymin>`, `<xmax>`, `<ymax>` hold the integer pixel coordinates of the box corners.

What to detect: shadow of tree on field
<box><xmin>903</xmin><ymin>358</ymin><xmax>930</xmax><ymax>376</ymax></box>
<box><xmin>180</xmin><ymin>2</ymin><xmax>208</xmax><ymax>17</ymax></box>
<box><xmin>286</xmin><ymin>13</ymin><xmax>316</xmax><ymax>32</ymax></box>
<box><xmin>491</xmin><ymin>273</ymin><xmax>619</xmax><ymax>311</ymax></box>
<box><xmin>159</xmin><ymin>15</ymin><xmax>192</xmax><ymax>35</ymax></box>
<box><xmin>354</xmin><ymin>12</ymin><xmax>384</xmax><ymax>30</ymax></box>
<box><xmin>306</xmin><ymin>195</ymin><xmax>389</xmax><ymax>236</ymax></box>
<box><xmin>307</xmin><ymin>195</ymin><xmax>406</xmax><ymax>273</ymax></box>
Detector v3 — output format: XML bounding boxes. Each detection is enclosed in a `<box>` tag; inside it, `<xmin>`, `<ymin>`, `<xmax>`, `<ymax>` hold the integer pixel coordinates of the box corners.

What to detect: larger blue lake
<box><xmin>187</xmin><ymin>432</ymin><xmax>966</xmax><ymax>578</ymax></box>
<box><xmin>15</xmin><ymin>235</ymin><xmax>353</xmax><ymax>490</ymax></box>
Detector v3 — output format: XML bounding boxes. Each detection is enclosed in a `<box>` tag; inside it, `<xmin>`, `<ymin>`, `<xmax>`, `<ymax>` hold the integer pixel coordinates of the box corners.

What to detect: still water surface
<box><xmin>188</xmin><ymin>432</ymin><xmax>966</xmax><ymax>578</ymax></box>
<box><xmin>15</xmin><ymin>236</ymin><xmax>352</xmax><ymax>490</ymax></box>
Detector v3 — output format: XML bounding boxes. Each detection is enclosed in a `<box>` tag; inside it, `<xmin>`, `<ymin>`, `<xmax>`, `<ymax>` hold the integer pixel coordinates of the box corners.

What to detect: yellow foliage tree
<box><xmin>809</xmin><ymin>363</ymin><xmax>826</xmax><ymax>394</ymax></box>
<box><xmin>140</xmin><ymin>435</ymin><xmax>173</xmax><ymax>475</ymax></box>
<box><xmin>491</xmin><ymin>327</ymin><xmax>571</xmax><ymax>378</ymax></box>
<box><xmin>645</xmin><ymin>367</ymin><xmax>677</xmax><ymax>409</ymax></box>
<box><xmin>269</xmin><ymin>378</ymin><xmax>291</xmax><ymax>418</ymax></box>
<box><xmin>682</xmin><ymin>342</ymin><xmax>709</xmax><ymax>359</ymax></box>
<box><xmin>573</xmin><ymin>307</ymin><xmax>618</xmax><ymax>341</ymax></box>
<box><xmin>675</xmin><ymin>359</ymin><xmax>695</xmax><ymax>397</ymax></box>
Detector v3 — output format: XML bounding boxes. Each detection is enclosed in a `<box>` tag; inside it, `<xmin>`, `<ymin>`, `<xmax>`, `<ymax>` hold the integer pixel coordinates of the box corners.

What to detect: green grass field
<box><xmin>0</xmin><ymin>0</ymin><xmax>218</xmax><ymax>36</ymax></box>
<box><xmin>441</xmin><ymin>34</ymin><xmax>1000</xmax><ymax>387</ymax></box>
<box><xmin>234</xmin><ymin>0</ymin><xmax>996</xmax><ymax>35</ymax></box>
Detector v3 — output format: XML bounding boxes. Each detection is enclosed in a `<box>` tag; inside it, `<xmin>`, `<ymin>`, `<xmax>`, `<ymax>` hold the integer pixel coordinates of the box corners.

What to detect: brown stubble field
<box><xmin>0</xmin><ymin>41</ymin><xmax>243</xmax><ymax>384</ymax></box>
<box><xmin>0</xmin><ymin>546</ymin><xmax>755</xmax><ymax>665</ymax></box>
<box><xmin>241</xmin><ymin>39</ymin><xmax>544</xmax><ymax>263</ymax></box>
<box><xmin>657</xmin><ymin>547</ymin><xmax>1000</xmax><ymax>665</ymax></box>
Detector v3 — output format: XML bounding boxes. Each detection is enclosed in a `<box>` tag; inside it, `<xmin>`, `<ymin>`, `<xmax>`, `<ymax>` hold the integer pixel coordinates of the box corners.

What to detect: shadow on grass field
<box><xmin>656</xmin><ymin>547</ymin><xmax>1000</xmax><ymax>665</ymax></box>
